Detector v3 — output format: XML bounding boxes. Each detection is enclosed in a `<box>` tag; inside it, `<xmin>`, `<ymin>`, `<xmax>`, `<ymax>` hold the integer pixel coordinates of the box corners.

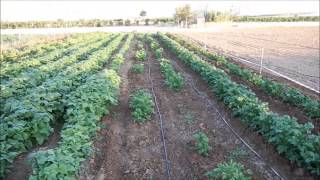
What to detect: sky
<box><xmin>1</xmin><ymin>1</ymin><xmax>319</xmax><ymax>22</ymax></box>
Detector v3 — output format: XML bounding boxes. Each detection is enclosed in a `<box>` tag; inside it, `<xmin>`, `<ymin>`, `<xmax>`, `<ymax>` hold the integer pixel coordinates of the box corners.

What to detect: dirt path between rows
<box><xmin>79</xmin><ymin>38</ymin><xmax>165</xmax><ymax>180</ymax></box>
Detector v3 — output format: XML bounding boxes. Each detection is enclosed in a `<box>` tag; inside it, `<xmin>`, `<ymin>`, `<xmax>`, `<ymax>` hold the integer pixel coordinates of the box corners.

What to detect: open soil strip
<box><xmin>146</xmin><ymin>43</ymin><xmax>172</xmax><ymax>180</ymax></box>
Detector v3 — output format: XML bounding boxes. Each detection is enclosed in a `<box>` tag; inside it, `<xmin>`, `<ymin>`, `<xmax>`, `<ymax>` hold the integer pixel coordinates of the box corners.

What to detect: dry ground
<box><xmin>179</xmin><ymin>26</ymin><xmax>320</xmax><ymax>91</ymax></box>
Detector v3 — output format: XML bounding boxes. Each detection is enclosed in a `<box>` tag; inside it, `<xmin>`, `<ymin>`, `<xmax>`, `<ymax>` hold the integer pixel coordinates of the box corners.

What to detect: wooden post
<box><xmin>259</xmin><ymin>48</ymin><xmax>264</xmax><ymax>75</ymax></box>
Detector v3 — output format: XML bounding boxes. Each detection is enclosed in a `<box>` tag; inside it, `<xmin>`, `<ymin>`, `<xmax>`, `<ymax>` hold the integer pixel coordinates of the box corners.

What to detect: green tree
<box><xmin>174</xmin><ymin>5</ymin><xmax>193</xmax><ymax>27</ymax></box>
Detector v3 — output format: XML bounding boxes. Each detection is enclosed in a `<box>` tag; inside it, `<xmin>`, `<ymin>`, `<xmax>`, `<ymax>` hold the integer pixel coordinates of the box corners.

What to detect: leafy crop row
<box><xmin>0</xmin><ymin>33</ymin><xmax>104</xmax><ymax>80</ymax></box>
<box><xmin>0</xmin><ymin>34</ymin><xmax>79</xmax><ymax>64</ymax></box>
<box><xmin>0</xmin><ymin>34</ymin><xmax>126</xmax><ymax>177</ymax></box>
<box><xmin>129</xmin><ymin>89</ymin><xmax>155</xmax><ymax>123</ymax></box>
<box><xmin>159</xmin><ymin>59</ymin><xmax>184</xmax><ymax>91</ymax></box>
<box><xmin>110</xmin><ymin>34</ymin><xmax>134</xmax><ymax>71</ymax></box>
<box><xmin>29</xmin><ymin>70</ymin><xmax>121</xmax><ymax>179</ymax></box>
<box><xmin>144</xmin><ymin>35</ymin><xmax>163</xmax><ymax>60</ymax></box>
<box><xmin>0</xmin><ymin>34</ymin><xmax>115</xmax><ymax>104</ymax></box>
<box><xmin>157</xmin><ymin>33</ymin><xmax>320</xmax><ymax>175</ymax></box>
<box><xmin>205</xmin><ymin>160</ymin><xmax>252</xmax><ymax>180</ymax></box>
<box><xmin>167</xmin><ymin>34</ymin><xmax>320</xmax><ymax>120</ymax></box>
<box><xmin>135</xmin><ymin>49</ymin><xmax>147</xmax><ymax>61</ymax></box>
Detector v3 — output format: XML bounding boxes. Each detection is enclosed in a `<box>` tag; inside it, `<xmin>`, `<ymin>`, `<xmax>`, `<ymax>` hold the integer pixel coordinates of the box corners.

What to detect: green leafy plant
<box><xmin>155</xmin><ymin>48</ymin><xmax>163</xmax><ymax>59</ymax></box>
<box><xmin>29</xmin><ymin>69</ymin><xmax>121</xmax><ymax>179</ymax></box>
<box><xmin>205</xmin><ymin>160</ymin><xmax>252</xmax><ymax>180</ymax></box>
<box><xmin>131</xmin><ymin>64</ymin><xmax>144</xmax><ymax>74</ymax></box>
<box><xmin>184</xmin><ymin>112</ymin><xmax>196</xmax><ymax>124</ymax></box>
<box><xmin>135</xmin><ymin>49</ymin><xmax>147</xmax><ymax>61</ymax></box>
<box><xmin>158</xmin><ymin>32</ymin><xmax>320</xmax><ymax>175</ymax></box>
<box><xmin>129</xmin><ymin>89</ymin><xmax>155</xmax><ymax>123</ymax></box>
<box><xmin>160</xmin><ymin>59</ymin><xmax>184</xmax><ymax>91</ymax></box>
<box><xmin>167</xmin><ymin>33</ymin><xmax>320</xmax><ymax>120</ymax></box>
<box><xmin>0</xmin><ymin>34</ymin><xmax>127</xmax><ymax>178</ymax></box>
<box><xmin>193</xmin><ymin>131</ymin><xmax>211</xmax><ymax>156</ymax></box>
<box><xmin>228</xmin><ymin>148</ymin><xmax>249</xmax><ymax>160</ymax></box>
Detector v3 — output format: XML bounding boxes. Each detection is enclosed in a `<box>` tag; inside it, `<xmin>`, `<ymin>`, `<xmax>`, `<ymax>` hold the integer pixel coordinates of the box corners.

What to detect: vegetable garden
<box><xmin>0</xmin><ymin>32</ymin><xmax>319</xmax><ymax>180</ymax></box>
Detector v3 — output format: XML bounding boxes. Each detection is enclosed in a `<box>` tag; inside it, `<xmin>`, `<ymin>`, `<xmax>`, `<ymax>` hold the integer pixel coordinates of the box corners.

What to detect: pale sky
<box><xmin>1</xmin><ymin>1</ymin><xmax>319</xmax><ymax>22</ymax></box>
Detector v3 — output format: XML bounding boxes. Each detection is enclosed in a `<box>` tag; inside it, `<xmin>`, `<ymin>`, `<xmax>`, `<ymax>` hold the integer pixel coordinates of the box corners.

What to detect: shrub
<box><xmin>193</xmin><ymin>131</ymin><xmax>211</xmax><ymax>156</ymax></box>
<box><xmin>205</xmin><ymin>160</ymin><xmax>252</xmax><ymax>180</ymax></box>
<box><xmin>131</xmin><ymin>64</ymin><xmax>144</xmax><ymax>74</ymax></box>
<box><xmin>155</xmin><ymin>48</ymin><xmax>163</xmax><ymax>59</ymax></box>
<box><xmin>129</xmin><ymin>89</ymin><xmax>154</xmax><ymax>123</ymax></box>
<box><xmin>160</xmin><ymin>59</ymin><xmax>184</xmax><ymax>91</ymax></box>
<box><xmin>135</xmin><ymin>49</ymin><xmax>147</xmax><ymax>61</ymax></box>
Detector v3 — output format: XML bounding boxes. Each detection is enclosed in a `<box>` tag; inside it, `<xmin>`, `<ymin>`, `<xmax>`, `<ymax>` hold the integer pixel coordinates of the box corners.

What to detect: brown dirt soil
<box><xmin>158</xmin><ymin>39</ymin><xmax>317</xmax><ymax>180</ymax></box>
<box><xmin>179</xmin><ymin>26</ymin><xmax>320</xmax><ymax>93</ymax></box>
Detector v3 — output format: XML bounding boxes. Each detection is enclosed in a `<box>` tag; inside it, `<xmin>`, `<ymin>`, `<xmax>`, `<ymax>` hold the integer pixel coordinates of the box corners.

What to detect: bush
<box><xmin>131</xmin><ymin>64</ymin><xmax>144</xmax><ymax>74</ymax></box>
<box><xmin>129</xmin><ymin>89</ymin><xmax>154</xmax><ymax>123</ymax></box>
<box><xmin>205</xmin><ymin>160</ymin><xmax>252</xmax><ymax>180</ymax></box>
<box><xmin>160</xmin><ymin>59</ymin><xmax>184</xmax><ymax>91</ymax></box>
<box><xmin>193</xmin><ymin>131</ymin><xmax>211</xmax><ymax>156</ymax></box>
<box><xmin>155</xmin><ymin>48</ymin><xmax>163</xmax><ymax>59</ymax></box>
<box><xmin>135</xmin><ymin>49</ymin><xmax>147</xmax><ymax>61</ymax></box>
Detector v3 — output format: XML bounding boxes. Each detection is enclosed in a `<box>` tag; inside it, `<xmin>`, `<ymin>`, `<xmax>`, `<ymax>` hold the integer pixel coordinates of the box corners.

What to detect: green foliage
<box><xmin>205</xmin><ymin>160</ymin><xmax>252</xmax><ymax>180</ymax></box>
<box><xmin>160</xmin><ymin>59</ymin><xmax>184</xmax><ymax>91</ymax></box>
<box><xmin>111</xmin><ymin>54</ymin><xmax>124</xmax><ymax>71</ymax></box>
<box><xmin>129</xmin><ymin>89</ymin><xmax>155</xmax><ymax>123</ymax></box>
<box><xmin>184</xmin><ymin>112</ymin><xmax>196</xmax><ymax>124</ymax></box>
<box><xmin>167</xmin><ymin>33</ymin><xmax>320</xmax><ymax>120</ymax></box>
<box><xmin>228</xmin><ymin>148</ymin><xmax>249</xmax><ymax>160</ymax></box>
<box><xmin>193</xmin><ymin>131</ymin><xmax>211</xmax><ymax>156</ymax></box>
<box><xmin>137</xmin><ymin>42</ymin><xmax>144</xmax><ymax>49</ymax></box>
<box><xmin>29</xmin><ymin>70</ymin><xmax>120</xmax><ymax>179</ymax></box>
<box><xmin>0</xmin><ymin>34</ymin><xmax>126</xmax><ymax>178</ymax></box>
<box><xmin>131</xmin><ymin>64</ymin><xmax>144</xmax><ymax>74</ymax></box>
<box><xmin>155</xmin><ymin>48</ymin><xmax>164</xmax><ymax>59</ymax></box>
<box><xmin>158</xmin><ymin>32</ymin><xmax>320</xmax><ymax>175</ymax></box>
<box><xmin>135</xmin><ymin>49</ymin><xmax>147</xmax><ymax>61</ymax></box>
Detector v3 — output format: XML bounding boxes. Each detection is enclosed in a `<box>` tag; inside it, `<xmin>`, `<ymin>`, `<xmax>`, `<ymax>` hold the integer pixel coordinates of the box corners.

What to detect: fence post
<box><xmin>259</xmin><ymin>47</ymin><xmax>264</xmax><ymax>75</ymax></box>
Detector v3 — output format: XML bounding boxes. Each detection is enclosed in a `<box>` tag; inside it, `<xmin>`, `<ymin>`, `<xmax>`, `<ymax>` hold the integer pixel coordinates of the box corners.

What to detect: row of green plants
<box><xmin>29</xmin><ymin>33</ymin><xmax>132</xmax><ymax>179</ymax></box>
<box><xmin>159</xmin><ymin>59</ymin><xmax>184</xmax><ymax>91</ymax></box>
<box><xmin>0</xmin><ymin>34</ymin><xmax>77</xmax><ymax>63</ymax></box>
<box><xmin>29</xmin><ymin>69</ymin><xmax>121</xmax><ymax>179</ymax></box>
<box><xmin>157</xmin><ymin>33</ymin><xmax>320</xmax><ymax>175</ymax></box>
<box><xmin>110</xmin><ymin>34</ymin><xmax>134</xmax><ymax>72</ymax></box>
<box><xmin>145</xmin><ymin>33</ymin><xmax>251</xmax><ymax>179</ymax></box>
<box><xmin>167</xmin><ymin>34</ymin><xmax>320</xmax><ymax>120</ymax></box>
<box><xmin>0</xmin><ymin>34</ymin><xmax>126</xmax><ymax>178</ymax></box>
<box><xmin>0</xmin><ymin>34</ymin><xmax>115</xmax><ymax>104</ymax></box>
<box><xmin>0</xmin><ymin>33</ymin><xmax>104</xmax><ymax>80</ymax></box>
<box><xmin>129</xmin><ymin>89</ymin><xmax>155</xmax><ymax>123</ymax></box>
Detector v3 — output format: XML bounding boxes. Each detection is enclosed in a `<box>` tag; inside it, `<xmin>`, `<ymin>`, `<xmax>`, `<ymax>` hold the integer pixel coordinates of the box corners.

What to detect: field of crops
<box><xmin>1</xmin><ymin>32</ymin><xmax>319</xmax><ymax>180</ymax></box>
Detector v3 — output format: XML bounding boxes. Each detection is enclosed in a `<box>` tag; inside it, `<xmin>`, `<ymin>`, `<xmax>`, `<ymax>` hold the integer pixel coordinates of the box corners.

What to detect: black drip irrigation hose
<box><xmin>170</xmin><ymin>58</ymin><xmax>286</xmax><ymax>180</ymax></box>
<box><xmin>146</xmin><ymin>53</ymin><xmax>172</xmax><ymax>180</ymax></box>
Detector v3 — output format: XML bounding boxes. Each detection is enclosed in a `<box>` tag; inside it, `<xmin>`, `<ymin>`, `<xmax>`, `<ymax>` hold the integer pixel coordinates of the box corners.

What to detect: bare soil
<box><xmin>180</xmin><ymin>26</ymin><xmax>320</xmax><ymax>92</ymax></box>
